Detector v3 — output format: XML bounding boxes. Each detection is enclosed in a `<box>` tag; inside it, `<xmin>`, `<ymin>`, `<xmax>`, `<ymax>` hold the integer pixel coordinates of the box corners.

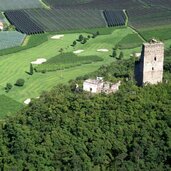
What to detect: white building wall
<box><xmin>83</xmin><ymin>82</ymin><xmax>98</xmax><ymax>93</ymax></box>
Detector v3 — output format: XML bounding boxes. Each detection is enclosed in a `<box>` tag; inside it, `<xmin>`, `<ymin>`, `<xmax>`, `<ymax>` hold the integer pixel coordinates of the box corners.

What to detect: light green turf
<box><xmin>0</xmin><ymin>27</ymin><xmax>141</xmax><ymax>104</ymax></box>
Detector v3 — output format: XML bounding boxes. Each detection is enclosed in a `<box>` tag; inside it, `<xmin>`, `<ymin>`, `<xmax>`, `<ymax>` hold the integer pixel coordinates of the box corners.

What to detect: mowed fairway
<box><xmin>0</xmin><ymin>27</ymin><xmax>141</xmax><ymax>105</ymax></box>
<box><xmin>0</xmin><ymin>95</ymin><xmax>23</xmax><ymax>118</ymax></box>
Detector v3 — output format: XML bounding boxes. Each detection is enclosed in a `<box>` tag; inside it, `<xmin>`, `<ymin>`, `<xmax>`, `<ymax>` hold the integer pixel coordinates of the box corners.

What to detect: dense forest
<box><xmin>0</xmin><ymin>58</ymin><xmax>171</xmax><ymax>170</ymax></box>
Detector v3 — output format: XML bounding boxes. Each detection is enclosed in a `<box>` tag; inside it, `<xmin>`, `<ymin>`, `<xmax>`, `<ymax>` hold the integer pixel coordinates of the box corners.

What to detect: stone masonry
<box><xmin>136</xmin><ymin>39</ymin><xmax>164</xmax><ymax>86</ymax></box>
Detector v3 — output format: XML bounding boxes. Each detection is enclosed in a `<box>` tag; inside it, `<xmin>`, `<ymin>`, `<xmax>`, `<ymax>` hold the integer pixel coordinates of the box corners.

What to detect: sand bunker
<box><xmin>97</xmin><ymin>49</ymin><xmax>109</xmax><ymax>52</ymax></box>
<box><xmin>31</xmin><ymin>58</ymin><xmax>47</xmax><ymax>65</ymax></box>
<box><xmin>73</xmin><ymin>50</ymin><xmax>84</xmax><ymax>54</ymax></box>
<box><xmin>24</xmin><ymin>98</ymin><xmax>31</xmax><ymax>105</ymax></box>
<box><xmin>51</xmin><ymin>35</ymin><xmax>64</xmax><ymax>39</ymax></box>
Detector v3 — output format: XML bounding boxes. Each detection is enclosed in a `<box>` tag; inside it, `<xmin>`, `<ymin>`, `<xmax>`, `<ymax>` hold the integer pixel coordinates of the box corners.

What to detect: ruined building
<box><xmin>83</xmin><ymin>77</ymin><xmax>121</xmax><ymax>94</ymax></box>
<box><xmin>135</xmin><ymin>39</ymin><xmax>164</xmax><ymax>86</ymax></box>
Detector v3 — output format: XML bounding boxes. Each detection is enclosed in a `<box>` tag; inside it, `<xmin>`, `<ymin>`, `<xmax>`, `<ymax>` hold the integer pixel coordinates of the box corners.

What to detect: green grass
<box><xmin>138</xmin><ymin>25</ymin><xmax>171</xmax><ymax>41</ymax></box>
<box><xmin>0</xmin><ymin>27</ymin><xmax>142</xmax><ymax>118</ymax></box>
<box><xmin>58</xmin><ymin>26</ymin><xmax>126</xmax><ymax>35</ymax></box>
<box><xmin>0</xmin><ymin>95</ymin><xmax>23</xmax><ymax>118</ymax></box>
<box><xmin>0</xmin><ymin>33</ymin><xmax>48</xmax><ymax>56</ymax></box>
<box><xmin>117</xmin><ymin>33</ymin><xmax>144</xmax><ymax>49</ymax></box>
<box><xmin>36</xmin><ymin>52</ymin><xmax>103</xmax><ymax>72</ymax></box>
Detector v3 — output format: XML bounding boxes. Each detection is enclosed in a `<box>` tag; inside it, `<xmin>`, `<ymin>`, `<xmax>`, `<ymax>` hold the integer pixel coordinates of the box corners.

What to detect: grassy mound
<box><xmin>35</xmin><ymin>53</ymin><xmax>103</xmax><ymax>72</ymax></box>
<box><xmin>117</xmin><ymin>33</ymin><xmax>144</xmax><ymax>49</ymax></box>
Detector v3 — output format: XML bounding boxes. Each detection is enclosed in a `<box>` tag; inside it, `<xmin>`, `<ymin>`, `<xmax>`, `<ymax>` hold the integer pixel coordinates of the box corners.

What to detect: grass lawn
<box><xmin>117</xmin><ymin>33</ymin><xmax>144</xmax><ymax>49</ymax></box>
<box><xmin>0</xmin><ymin>95</ymin><xmax>23</xmax><ymax>118</ymax></box>
<box><xmin>0</xmin><ymin>27</ymin><xmax>142</xmax><ymax>117</ymax></box>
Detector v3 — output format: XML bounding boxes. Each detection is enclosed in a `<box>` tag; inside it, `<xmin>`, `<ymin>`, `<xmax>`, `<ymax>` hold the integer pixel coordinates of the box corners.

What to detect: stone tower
<box><xmin>136</xmin><ymin>39</ymin><xmax>164</xmax><ymax>86</ymax></box>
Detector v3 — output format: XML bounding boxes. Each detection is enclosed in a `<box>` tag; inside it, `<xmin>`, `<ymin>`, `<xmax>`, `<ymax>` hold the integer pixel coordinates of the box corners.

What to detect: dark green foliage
<box><xmin>29</xmin><ymin>63</ymin><xmax>34</xmax><ymax>75</ymax></box>
<box><xmin>111</xmin><ymin>49</ymin><xmax>117</xmax><ymax>58</ymax></box>
<box><xmin>118</xmin><ymin>51</ymin><xmax>124</xmax><ymax>60</ymax></box>
<box><xmin>15</xmin><ymin>79</ymin><xmax>25</xmax><ymax>87</ymax></box>
<box><xmin>59</xmin><ymin>48</ymin><xmax>64</xmax><ymax>54</ymax></box>
<box><xmin>71</xmin><ymin>40</ymin><xmax>77</xmax><ymax>47</ymax></box>
<box><xmin>35</xmin><ymin>53</ymin><xmax>103</xmax><ymax>72</ymax></box>
<box><xmin>81</xmin><ymin>38</ymin><xmax>87</xmax><ymax>44</ymax></box>
<box><xmin>0</xmin><ymin>59</ymin><xmax>170</xmax><ymax>170</ymax></box>
<box><xmin>5</xmin><ymin>83</ymin><xmax>13</xmax><ymax>92</ymax></box>
<box><xmin>78</xmin><ymin>34</ymin><xmax>84</xmax><ymax>42</ymax></box>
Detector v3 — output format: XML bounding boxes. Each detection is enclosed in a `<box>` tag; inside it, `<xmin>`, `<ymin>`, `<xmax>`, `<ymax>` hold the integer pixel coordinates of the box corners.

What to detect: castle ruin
<box><xmin>135</xmin><ymin>39</ymin><xmax>164</xmax><ymax>86</ymax></box>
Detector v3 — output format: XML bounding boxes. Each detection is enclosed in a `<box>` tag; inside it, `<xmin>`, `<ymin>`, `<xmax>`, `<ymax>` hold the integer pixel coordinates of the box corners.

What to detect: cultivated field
<box><xmin>0</xmin><ymin>31</ymin><xmax>26</xmax><ymax>50</ymax></box>
<box><xmin>43</xmin><ymin>0</ymin><xmax>93</xmax><ymax>7</ymax></box>
<box><xmin>0</xmin><ymin>0</ymin><xmax>43</xmax><ymax>11</ymax></box>
<box><xmin>138</xmin><ymin>25</ymin><xmax>171</xmax><ymax>41</ymax></box>
<box><xmin>142</xmin><ymin>0</ymin><xmax>171</xmax><ymax>9</ymax></box>
<box><xmin>43</xmin><ymin>0</ymin><xmax>142</xmax><ymax>10</ymax></box>
<box><xmin>128</xmin><ymin>7</ymin><xmax>171</xmax><ymax>29</ymax></box>
<box><xmin>5</xmin><ymin>9</ymin><xmax>107</xmax><ymax>34</ymax></box>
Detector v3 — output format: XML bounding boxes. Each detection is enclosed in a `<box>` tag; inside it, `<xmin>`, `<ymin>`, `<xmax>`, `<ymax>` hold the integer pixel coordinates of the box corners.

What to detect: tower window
<box><xmin>154</xmin><ymin>57</ymin><xmax>157</xmax><ymax>61</ymax></box>
<box><xmin>152</xmin><ymin>67</ymin><xmax>154</xmax><ymax>70</ymax></box>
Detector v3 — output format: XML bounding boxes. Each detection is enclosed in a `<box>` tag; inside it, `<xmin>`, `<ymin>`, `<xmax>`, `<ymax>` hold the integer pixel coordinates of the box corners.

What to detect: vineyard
<box><xmin>42</xmin><ymin>0</ymin><xmax>93</xmax><ymax>7</ymax></box>
<box><xmin>139</xmin><ymin>25</ymin><xmax>171</xmax><ymax>41</ymax></box>
<box><xmin>4</xmin><ymin>8</ymin><xmax>128</xmax><ymax>34</ymax></box>
<box><xmin>128</xmin><ymin>7</ymin><xmax>171</xmax><ymax>28</ymax></box>
<box><xmin>5</xmin><ymin>10</ymin><xmax>44</xmax><ymax>34</ymax></box>
<box><xmin>35</xmin><ymin>53</ymin><xmax>103</xmax><ymax>72</ymax></box>
<box><xmin>44</xmin><ymin>0</ymin><xmax>142</xmax><ymax>10</ymax></box>
<box><xmin>142</xmin><ymin>0</ymin><xmax>171</xmax><ymax>9</ymax></box>
<box><xmin>0</xmin><ymin>31</ymin><xmax>26</xmax><ymax>50</ymax></box>
<box><xmin>103</xmin><ymin>10</ymin><xmax>126</xmax><ymax>27</ymax></box>
<box><xmin>0</xmin><ymin>0</ymin><xmax>42</xmax><ymax>11</ymax></box>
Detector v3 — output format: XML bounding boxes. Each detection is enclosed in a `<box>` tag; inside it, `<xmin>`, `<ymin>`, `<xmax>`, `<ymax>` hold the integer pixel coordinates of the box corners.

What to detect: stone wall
<box><xmin>136</xmin><ymin>41</ymin><xmax>164</xmax><ymax>86</ymax></box>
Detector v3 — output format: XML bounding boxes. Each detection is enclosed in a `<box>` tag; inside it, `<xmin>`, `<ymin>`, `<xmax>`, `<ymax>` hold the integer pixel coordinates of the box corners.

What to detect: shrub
<box><xmin>118</xmin><ymin>51</ymin><xmax>124</xmax><ymax>60</ymax></box>
<box><xmin>41</xmin><ymin>69</ymin><xmax>46</xmax><ymax>74</ymax></box>
<box><xmin>5</xmin><ymin>83</ymin><xmax>13</xmax><ymax>92</ymax></box>
<box><xmin>30</xmin><ymin>63</ymin><xmax>34</xmax><ymax>75</ymax></box>
<box><xmin>78</xmin><ymin>35</ymin><xmax>84</xmax><ymax>42</ymax></box>
<box><xmin>15</xmin><ymin>79</ymin><xmax>25</xmax><ymax>87</ymax></box>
